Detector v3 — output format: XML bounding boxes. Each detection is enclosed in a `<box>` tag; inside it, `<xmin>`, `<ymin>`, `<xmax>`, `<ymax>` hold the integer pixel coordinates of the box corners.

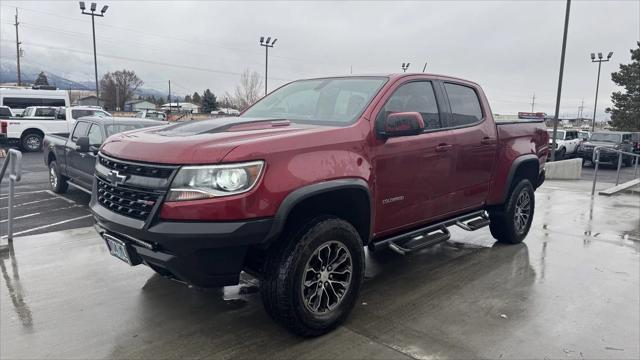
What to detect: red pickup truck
<box><xmin>91</xmin><ymin>74</ymin><xmax>548</xmax><ymax>336</ymax></box>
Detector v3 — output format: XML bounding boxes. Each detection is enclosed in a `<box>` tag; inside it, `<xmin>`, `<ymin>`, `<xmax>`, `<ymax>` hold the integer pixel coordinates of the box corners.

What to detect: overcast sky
<box><xmin>0</xmin><ymin>0</ymin><xmax>638</xmax><ymax>119</ymax></box>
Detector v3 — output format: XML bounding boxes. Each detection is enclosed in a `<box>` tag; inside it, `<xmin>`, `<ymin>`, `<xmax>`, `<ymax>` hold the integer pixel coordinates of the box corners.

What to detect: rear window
<box><xmin>444</xmin><ymin>83</ymin><xmax>483</xmax><ymax>127</ymax></box>
<box><xmin>2</xmin><ymin>97</ymin><xmax>66</xmax><ymax>108</ymax></box>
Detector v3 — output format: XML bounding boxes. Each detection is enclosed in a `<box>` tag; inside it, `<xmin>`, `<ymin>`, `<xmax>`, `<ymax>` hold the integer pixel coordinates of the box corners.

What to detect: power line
<box><xmin>0</xmin><ymin>38</ymin><xmax>293</xmax><ymax>81</ymax></box>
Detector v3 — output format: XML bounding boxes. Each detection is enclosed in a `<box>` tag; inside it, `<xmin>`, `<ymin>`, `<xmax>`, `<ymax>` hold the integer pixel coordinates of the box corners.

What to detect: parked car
<box><xmin>213</xmin><ymin>107</ymin><xmax>240</xmax><ymax>115</ymax></box>
<box><xmin>576</xmin><ymin>131</ymin><xmax>635</xmax><ymax>166</ymax></box>
<box><xmin>547</xmin><ymin>129</ymin><xmax>581</xmax><ymax>159</ymax></box>
<box><xmin>630</xmin><ymin>132</ymin><xmax>640</xmax><ymax>155</ymax></box>
<box><xmin>0</xmin><ymin>106</ymin><xmax>111</xmax><ymax>152</ymax></box>
<box><xmin>0</xmin><ymin>87</ymin><xmax>69</xmax><ymax>116</ymax></box>
<box><xmin>91</xmin><ymin>74</ymin><xmax>548</xmax><ymax>336</ymax></box>
<box><xmin>134</xmin><ymin>109</ymin><xmax>167</xmax><ymax>121</ymax></box>
<box><xmin>43</xmin><ymin>117</ymin><xmax>167</xmax><ymax>193</ymax></box>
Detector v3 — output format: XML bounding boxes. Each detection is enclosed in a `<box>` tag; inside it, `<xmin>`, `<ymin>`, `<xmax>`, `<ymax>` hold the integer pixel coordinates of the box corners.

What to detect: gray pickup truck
<box><xmin>43</xmin><ymin>116</ymin><xmax>165</xmax><ymax>193</ymax></box>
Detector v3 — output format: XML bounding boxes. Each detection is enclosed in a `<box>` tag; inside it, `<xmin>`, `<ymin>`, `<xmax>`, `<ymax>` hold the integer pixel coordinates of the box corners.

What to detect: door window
<box><xmin>87</xmin><ymin>124</ymin><xmax>103</xmax><ymax>146</ymax></box>
<box><xmin>71</xmin><ymin>121</ymin><xmax>90</xmax><ymax>141</ymax></box>
<box><xmin>376</xmin><ymin>81</ymin><xmax>441</xmax><ymax>130</ymax></box>
<box><xmin>444</xmin><ymin>83</ymin><xmax>483</xmax><ymax>127</ymax></box>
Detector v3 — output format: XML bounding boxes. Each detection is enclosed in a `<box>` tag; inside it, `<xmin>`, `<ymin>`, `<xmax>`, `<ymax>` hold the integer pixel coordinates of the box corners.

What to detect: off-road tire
<box><xmin>48</xmin><ymin>160</ymin><xmax>68</xmax><ymax>193</ymax></box>
<box><xmin>488</xmin><ymin>179</ymin><xmax>535</xmax><ymax>244</ymax></box>
<box><xmin>555</xmin><ymin>147</ymin><xmax>566</xmax><ymax>160</ymax></box>
<box><xmin>21</xmin><ymin>133</ymin><xmax>43</xmax><ymax>152</ymax></box>
<box><xmin>260</xmin><ymin>216</ymin><xmax>364</xmax><ymax>337</ymax></box>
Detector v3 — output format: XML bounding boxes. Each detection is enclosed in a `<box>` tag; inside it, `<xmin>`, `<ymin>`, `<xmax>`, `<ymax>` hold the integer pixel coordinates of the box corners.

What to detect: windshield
<box><xmin>105</xmin><ymin>122</ymin><xmax>160</xmax><ymax>137</ymax></box>
<box><xmin>547</xmin><ymin>130</ymin><xmax>565</xmax><ymax>140</ymax></box>
<box><xmin>590</xmin><ymin>133</ymin><xmax>622</xmax><ymax>143</ymax></box>
<box><xmin>241</xmin><ymin>77</ymin><xmax>387</xmax><ymax>125</ymax></box>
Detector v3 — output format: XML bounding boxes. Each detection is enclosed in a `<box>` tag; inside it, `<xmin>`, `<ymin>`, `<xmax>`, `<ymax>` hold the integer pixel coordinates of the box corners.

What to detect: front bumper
<box><xmin>577</xmin><ymin>148</ymin><xmax>622</xmax><ymax>163</ymax></box>
<box><xmin>91</xmin><ymin>200</ymin><xmax>274</xmax><ymax>287</ymax></box>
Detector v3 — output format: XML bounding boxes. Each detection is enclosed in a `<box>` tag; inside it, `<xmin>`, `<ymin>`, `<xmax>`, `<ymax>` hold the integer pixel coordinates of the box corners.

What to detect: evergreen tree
<box><xmin>192</xmin><ymin>92</ymin><xmax>202</xmax><ymax>105</ymax></box>
<box><xmin>201</xmin><ymin>89</ymin><xmax>217</xmax><ymax>113</ymax></box>
<box><xmin>607</xmin><ymin>42</ymin><xmax>640</xmax><ymax>131</ymax></box>
<box><xmin>34</xmin><ymin>71</ymin><xmax>49</xmax><ymax>86</ymax></box>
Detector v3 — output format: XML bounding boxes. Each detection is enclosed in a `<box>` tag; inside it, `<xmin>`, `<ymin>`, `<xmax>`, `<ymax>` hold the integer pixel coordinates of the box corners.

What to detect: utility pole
<box><xmin>168</xmin><ymin>80</ymin><xmax>172</xmax><ymax>112</ymax></box>
<box><xmin>550</xmin><ymin>0</ymin><xmax>571</xmax><ymax>162</ymax></box>
<box><xmin>531</xmin><ymin>93</ymin><xmax>536</xmax><ymax>113</ymax></box>
<box><xmin>577</xmin><ymin>98</ymin><xmax>584</xmax><ymax>118</ymax></box>
<box><xmin>80</xmin><ymin>2</ymin><xmax>109</xmax><ymax>107</ymax></box>
<box><xmin>590</xmin><ymin>51</ymin><xmax>613</xmax><ymax>132</ymax></box>
<box><xmin>259</xmin><ymin>36</ymin><xmax>277</xmax><ymax>95</ymax></box>
<box><xmin>14</xmin><ymin>8</ymin><xmax>22</xmax><ymax>86</ymax></box>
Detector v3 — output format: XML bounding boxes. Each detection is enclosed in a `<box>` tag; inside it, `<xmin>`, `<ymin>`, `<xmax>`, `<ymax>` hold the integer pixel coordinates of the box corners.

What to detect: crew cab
<box><xmin>91</xmin><ymin>74</ymin><xmax>548</xmax><ymax>336</ymax></box>
<box><xmin>547</xmin><ymin>129</ymin><xmax>581</xmax><ymax>159</ymax></box>
<box><xmin>44</xmin><ymin>117</ymin><xmax>165</xmax><ymax>193</ymax></box>
<box><xmin>577</xmin><ymin>131</ymin><xmax>636</xmax><ymax>166</ymax></box>
<box><xmin>1</xmin><ymin>106</ymin><xmax>111</xmax><ymax>152</ymax></box>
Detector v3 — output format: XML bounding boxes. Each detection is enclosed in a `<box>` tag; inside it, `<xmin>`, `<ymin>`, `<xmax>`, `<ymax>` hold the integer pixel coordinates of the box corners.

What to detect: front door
<box><xmin>373</xmin><ymin>80</ymin><xmax>456</xmax><ymax>237</ymax></box>
<box><xmin>67</xmin><ymin>121</ymin><xmax>90</xmax><ymax>185</ymax></box>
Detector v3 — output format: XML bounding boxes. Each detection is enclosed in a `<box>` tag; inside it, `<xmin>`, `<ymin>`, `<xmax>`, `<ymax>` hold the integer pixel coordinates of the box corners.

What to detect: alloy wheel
<box><xmin>513</xmin><ymin>190</ymin><xmax>531</xmax><ymax>234</ymax></box>
<box><xmin>301</xmin><ymin>241</ymin><xmax>353</xmax><ymax>315</ymax></box>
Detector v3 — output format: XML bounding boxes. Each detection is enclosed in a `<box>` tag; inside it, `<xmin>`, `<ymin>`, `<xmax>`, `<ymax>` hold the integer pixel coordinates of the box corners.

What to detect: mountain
<box><xmin>0</xmin><ymin>61</ymin><xmax>174</xmax><ymax>99</ymax></box>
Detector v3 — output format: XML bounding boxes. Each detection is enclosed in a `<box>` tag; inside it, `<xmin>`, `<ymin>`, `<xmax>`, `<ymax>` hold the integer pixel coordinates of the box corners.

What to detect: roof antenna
<box><xmin>422</xmin><ymin>62</ymin><xmax>428</xmax><ymax>73</ymax></box>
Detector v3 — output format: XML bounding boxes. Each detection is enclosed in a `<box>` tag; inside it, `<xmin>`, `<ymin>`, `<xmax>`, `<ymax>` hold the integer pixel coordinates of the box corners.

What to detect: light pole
<box><xmin>259</xmin><ymin>36</ymin><xmax>277</xmax><ymax>95</ymax></box>
<box><xmin>401</xmin><ymin>63</ymin><xmax>410</xmax><ymax>72</ymax></box>
<box><xmin>80</xmin><ymin>2</ymin><xmax>108</xmax><ymax>107</ymax></box>
<box><xmin>590</xmin><ymin>51</ymin><xmax>613</xmax><ymax>132</ymax></box>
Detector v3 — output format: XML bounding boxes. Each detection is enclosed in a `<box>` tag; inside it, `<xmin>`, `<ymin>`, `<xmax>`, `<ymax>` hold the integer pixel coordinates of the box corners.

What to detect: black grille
<box><xmin>99</xmin><ymin>155</ymin><xmax>174</xmax><ymax>179</ymax></box>
<box><xmin>96</xmin><ymin>178</ymin><xmax>161</xmax><ymax>220</ymax></box>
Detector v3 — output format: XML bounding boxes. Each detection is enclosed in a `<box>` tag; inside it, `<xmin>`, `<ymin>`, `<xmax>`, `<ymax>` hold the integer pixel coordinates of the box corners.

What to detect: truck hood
<box><xmin>100</xmin><ymin>117</ymin><xmax>328</xmax><ymax>164</ymax></box>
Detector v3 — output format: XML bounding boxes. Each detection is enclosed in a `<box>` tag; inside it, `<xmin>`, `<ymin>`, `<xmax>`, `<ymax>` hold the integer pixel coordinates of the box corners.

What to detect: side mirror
<box><xmin>76</xmin><ymin>136</ymin><xmax>90</xmax><ymax>153</ymax></box>
<box><xmin>377</xmin><ymin>112</ymin><xmax>425</xmax><ymax>138</ymax></box>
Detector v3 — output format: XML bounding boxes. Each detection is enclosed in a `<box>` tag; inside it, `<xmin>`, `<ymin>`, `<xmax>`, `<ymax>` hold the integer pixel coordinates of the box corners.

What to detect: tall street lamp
<box><xmin>80</xmin><ymin>2</ymin><xmax>108</xmax><ymax>106</ymax></box>
<box><xmin>590</xmin><ymin>51</ymin><xmax>613</xmax><ymax>131</ymax></box>
<box><xmin>401</xmin><ymin>63</ymin><xmax>410</xmax><ymax>72</ymax></box>
<box><xmin>259</xmin><ymin>36</ymin><xmax>277</xmax><ymax>95</ymax></box>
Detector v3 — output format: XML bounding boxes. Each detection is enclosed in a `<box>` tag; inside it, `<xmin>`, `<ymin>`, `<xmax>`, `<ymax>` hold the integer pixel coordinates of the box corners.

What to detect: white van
<box><xmin>0</xmin><ymin>87</ymin><xmax>70</xmax><ymax>116</ymax></box>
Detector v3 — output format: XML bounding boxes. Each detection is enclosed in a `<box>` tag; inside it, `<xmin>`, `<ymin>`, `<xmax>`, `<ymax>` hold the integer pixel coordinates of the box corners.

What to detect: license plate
<box><xmin>104</xmin><ymin>235</ymin><xmax>132</xmax><ymax>265</ymax></box>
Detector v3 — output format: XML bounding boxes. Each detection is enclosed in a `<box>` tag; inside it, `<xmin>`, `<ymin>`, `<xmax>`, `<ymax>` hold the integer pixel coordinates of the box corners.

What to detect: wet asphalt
<box><xmin>1</xmin><ymin>180</ymin><xmax>638</xmax><ymax>359</ymax></box>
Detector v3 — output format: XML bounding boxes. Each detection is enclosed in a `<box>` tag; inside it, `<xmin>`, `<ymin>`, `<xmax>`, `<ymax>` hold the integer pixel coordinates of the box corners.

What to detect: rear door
<box><xmin>372</xmin><ymin>78</ymin><xmax>457</xmax><ymax>236</ymax></box>
<box><xmin>441</xmin><ymin>81</ymin><xmax>497</xmax><ymax>212</ymax></box>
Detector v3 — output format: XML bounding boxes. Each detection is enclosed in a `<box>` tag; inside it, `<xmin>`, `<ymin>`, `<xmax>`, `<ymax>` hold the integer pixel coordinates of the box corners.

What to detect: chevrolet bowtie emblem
<box><xmin>107</xmin><ymin>170</ymin><xmax>128</xmax><ymax>187</ymax></box>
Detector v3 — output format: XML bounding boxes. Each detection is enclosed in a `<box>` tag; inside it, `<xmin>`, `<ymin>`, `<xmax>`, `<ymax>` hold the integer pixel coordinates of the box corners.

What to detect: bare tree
<box><xmin>99</xmin><ymin>69</ymin><xmax>144</xmax><ymax>111</ymax></box>
<box><xmin>230</xmin><ymin>69</ymin><xmax>263</xmax><ymax>111</ymax></box>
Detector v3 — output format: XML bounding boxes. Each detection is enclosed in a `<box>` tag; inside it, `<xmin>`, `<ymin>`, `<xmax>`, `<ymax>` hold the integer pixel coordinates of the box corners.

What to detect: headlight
<box><xmin>167</xmin><ymin>161</ymin><xmax>264</xmax><ymax>201</ymax></box>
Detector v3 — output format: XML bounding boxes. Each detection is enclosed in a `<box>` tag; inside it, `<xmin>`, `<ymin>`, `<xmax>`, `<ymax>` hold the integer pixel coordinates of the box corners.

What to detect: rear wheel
<box><xmin>260</xmin><ymin>217</ymin><xmax>364</xmax><ymax>337</ymax></box>
<box><xmin>21</xmin><ymin>133</ymin><xmax>43</xmax><ymax>152</ymax></box>
<box><xmin>488</xmin><ymin>179</ymin><xmax>535</xmax><ymax>244</ymax></box>
<box><xmin>49</xmin><ymin>161</ymin><xmax>68</xmax><ymax>193</ymax></box>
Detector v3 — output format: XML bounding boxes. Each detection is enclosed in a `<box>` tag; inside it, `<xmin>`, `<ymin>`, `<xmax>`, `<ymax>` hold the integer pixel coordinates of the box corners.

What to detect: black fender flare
<box><xmin>263</xmin><ymin>178</ymin><xmax>373</xmax><ymax>244</ymax></box>
<box><xmin>500</xmin><ymin>154</ymin><xmax>540</xmax><ymax>203</ymax></box>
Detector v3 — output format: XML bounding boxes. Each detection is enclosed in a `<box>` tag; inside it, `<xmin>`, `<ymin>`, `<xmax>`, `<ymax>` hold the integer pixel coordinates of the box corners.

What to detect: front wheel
<box><xmin>260</xmin><ymin>217</ymin><xmax>364</xmax><ymax>337</ymax></box>
<box><xmin>488</xmin><ymin>179</ymin><xmax>535</xmax><ymax>244</ymax></box>
<box><xmin>555</xmin><ymin>147</ymin><xmax>566</xmax><ymax>160</ymax></box>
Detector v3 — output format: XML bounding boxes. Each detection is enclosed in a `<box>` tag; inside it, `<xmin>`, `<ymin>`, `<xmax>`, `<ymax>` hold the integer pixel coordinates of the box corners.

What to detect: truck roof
<box><xmin>297</xmin><ymin>73</ymin><xmax>481</xmax><ymax>86</ymax></box>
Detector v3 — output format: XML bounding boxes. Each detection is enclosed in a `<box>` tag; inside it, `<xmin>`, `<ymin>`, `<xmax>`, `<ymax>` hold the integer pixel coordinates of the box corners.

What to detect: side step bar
<box><xmin>371</xmin><ymin>210</ymin><xmax>490</xmax><ymax>255</ymax></box>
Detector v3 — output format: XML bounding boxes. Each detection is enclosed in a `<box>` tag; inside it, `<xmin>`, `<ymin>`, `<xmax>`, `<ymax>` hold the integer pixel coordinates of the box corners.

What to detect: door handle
<box><xmin>435</xmin><ymin>143</ymin><xmax>453</xmax><ymax>152</ymax></box>
<box><xmin>481</xmin><ymin>137</ymin><xmax>497</xmax><ymax>145</ymax></box>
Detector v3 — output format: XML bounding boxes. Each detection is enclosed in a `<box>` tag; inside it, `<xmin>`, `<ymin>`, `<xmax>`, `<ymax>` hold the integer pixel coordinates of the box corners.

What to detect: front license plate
<box><xmin>104</xmin><ymin>235</ymin><xmax>132</xmax><ymax>265</ymax></box>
